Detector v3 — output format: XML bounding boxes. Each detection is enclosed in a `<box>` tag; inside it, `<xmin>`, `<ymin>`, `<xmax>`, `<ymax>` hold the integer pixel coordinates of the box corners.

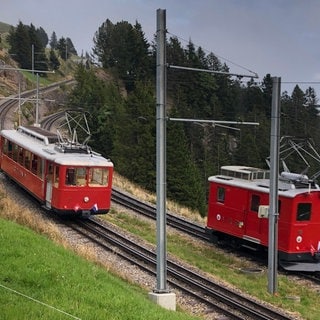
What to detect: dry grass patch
<box><xmin>0</xmin><ymin>191</ymin><xmax>61</xmax><ymax>242</ymax></box>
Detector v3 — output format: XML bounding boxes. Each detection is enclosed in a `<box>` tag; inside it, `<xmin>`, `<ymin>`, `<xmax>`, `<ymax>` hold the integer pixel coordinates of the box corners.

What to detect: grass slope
<box><xmin>0</xmin><ymin>21</ymin><xmax>12</xmax><ymax>33</ymax></box>
<box><xmin>0</xmin><ymin>217</ymin><xmax>199</xmax><ymax>320</ymax></box>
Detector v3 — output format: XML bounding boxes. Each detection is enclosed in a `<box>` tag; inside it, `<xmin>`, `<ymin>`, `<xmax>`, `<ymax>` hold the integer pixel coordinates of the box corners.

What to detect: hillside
<box><xmin>0</xmin><ymin>21</ymin><xmax>11</xmax><ymax>33</ymax></box>
<box><xmin>0</xmin><ymin>21</ymin><xmax>11</xmax><ymax>50</ymax></box>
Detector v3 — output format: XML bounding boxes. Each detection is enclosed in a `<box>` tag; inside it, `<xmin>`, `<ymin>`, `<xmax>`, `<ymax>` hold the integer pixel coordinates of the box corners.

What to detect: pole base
<box><xmin>148</xmin><ymin>291</ymin><xmax>176</xmax><ymax>311</ymax></box>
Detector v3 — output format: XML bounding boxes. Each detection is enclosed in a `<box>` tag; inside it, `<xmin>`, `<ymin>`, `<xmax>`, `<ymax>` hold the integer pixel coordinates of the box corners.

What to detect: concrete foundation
<box><xmin>148</xmin><ymin>291</ymin><xmax>176</xmax><ymax>311</ymax></box>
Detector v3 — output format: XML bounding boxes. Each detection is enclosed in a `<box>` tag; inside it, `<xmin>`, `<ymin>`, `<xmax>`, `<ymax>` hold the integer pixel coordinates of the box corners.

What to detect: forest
<box><xmin>6</xmin><ymin>21</ymin><xmax>77</xmax><ymax>72</ymax></box>
<box><xmin>7</xmin><ymin>19</ymin><xmax>320</xmax><ymax>216</ymax></box>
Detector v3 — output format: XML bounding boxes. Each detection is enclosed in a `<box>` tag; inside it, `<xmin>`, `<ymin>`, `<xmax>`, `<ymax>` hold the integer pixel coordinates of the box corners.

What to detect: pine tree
<box><xmin>291</xmin><ymin>85</ymin><xmax>307</xmax><ymax>135</ymax></box>
<box><xmin>167</xmin><ymin>112</ymin><xmax>206</xmax><ymax>215</ymax></box>
<box><xmin>7</xmin><ymin>22</ymin><xmax>48</xmax><ymax>71</ymax></box>
<box><xmin>112</xmin><ymin>81</ymin><xmax>156</xmax><ymax>189</ymax></box>
<box><xmin>49</xmin><ymin>49</ymin><xmax>60</xmax><ymax>70</ymax></box>
<box><xmin>68</xmin><ymin>64</ymin><xmax>122</xmax><ymax>158</ymax></box>
<box><xmin>49</xmin><ymin>31</ymin><xmax>58</xmax><ymax>49</ymax></box>
<box><xmin>7</xmin><ymin>22</ymin><xmax>30</xmax><ymax>69</ymax></box>
<box><xmin>66</xmin><ymin>37</ymin><xmax>77</xmax><ymax>56</ymax></box>
<box><xmin>57</xmin><ymin>37</ymin><xmax>68</xmax><ymax>60</ymax></box>
<box><xmin>93</xmin><ymin>19</ymin><xmax>152</xmax><ymax>91</ymax></box>
<box><xmin>29</xmin><ymin>23</ymin><xmax>48</xmax><ymax>72</ymax></box>
<box><xmin>36</xmin><ymin>26</ymin><xmax>48</xmax><ymax>47</ymax></box>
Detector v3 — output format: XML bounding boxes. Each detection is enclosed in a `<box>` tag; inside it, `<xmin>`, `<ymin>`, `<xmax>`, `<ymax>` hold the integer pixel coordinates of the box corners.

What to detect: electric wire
<box><xmin>0</xmin><ymin>283</ymin><xmax>81</xmax><ymax>320</ymax></box>
<box><xmin>167</xmin><ymin>31</ymin><xmax>258</xmax><ymax>77</ymax></box>
<box><xmin>166</xmin><ymin>31</ymin><xmax>320</xmax><ymax>88</ymax></box>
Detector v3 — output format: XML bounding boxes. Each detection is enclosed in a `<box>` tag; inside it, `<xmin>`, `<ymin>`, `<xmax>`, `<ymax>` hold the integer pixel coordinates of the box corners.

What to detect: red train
<box><xmin>0</xmin><ymin>126</ymin><xmax>113</xmax><ymax>217</ymax></box>
<box><xmin>206</xmin><ymin>165</ymin><xmax>320</xmax><ymax>272</ymax></box>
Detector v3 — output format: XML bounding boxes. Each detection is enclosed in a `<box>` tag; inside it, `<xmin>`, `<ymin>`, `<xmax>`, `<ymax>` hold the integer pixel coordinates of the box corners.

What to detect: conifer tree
<box><xmin>36</xmin><ymin>26</ymin><xmax>48</xmax><ymax>47</ymax></box>
<box><xmin>29</xmin><ymin>23</ymin><xmax>48</xmax><ymax>72</ymax></box>
<box><xmin>49</xmin><ymin>49</ymin><xmax>60</xmax><ymax>70</ymax></box>
<box><xmin>167</xmin><ymin>111</ymin><xmax>206</xmax><ymax>215</ymax></box>
<box><xmin>111</xmin><ymin>81</ymin><xmax>156</xmax><ymax>189</ymax></box>
<box><xmin>49</xmin><ymin>31</ymin><xmax>58</xmax><ymax>49</ymax></box>
<box><xmin>66</xmin><ymin>37</ymin><xmax>77</xmax><ymax>56</ymax></box>
<box><xmin>57</xmin><ymin>37</ymin><xmax>68</xmax><ymax>60</ymax></box>
<box><xmin>7</xmin><ymin>22</ymin><xmax>48</xmax><ymax>71</ymax></box>
<box><xmin>93</xmin><ymin>19</ymin><xmax>151</xmax><ymax>91</ymax></box>
<box><xmin>7</xmin><ymin>22</ymin><xmax>30</xmax><ymax>69</ymax></box>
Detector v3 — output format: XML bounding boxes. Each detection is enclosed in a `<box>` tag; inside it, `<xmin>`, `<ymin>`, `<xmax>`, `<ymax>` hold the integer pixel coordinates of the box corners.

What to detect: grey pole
<box><xmin>268</xmin><ymin>77</ymin><xmax>281</xmax><ymax>294</ymax></box>
<box><xmin>155</xmin><ymin>8</ymin><xmax>167</xmax><ymax>293</ymax></box>
<box><xmin>35</xmin><ymin>73</ymin><xmax>39</xmax><ymax>126</ymax></box>
<box><xmin>32</xmin><ymin>44</ymin><xmax>34</xmax><ymax>79</ymax></box>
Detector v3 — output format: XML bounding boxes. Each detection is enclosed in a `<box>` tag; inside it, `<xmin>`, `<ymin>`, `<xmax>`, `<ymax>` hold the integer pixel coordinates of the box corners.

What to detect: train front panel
<box><xmin>48</xmin><ymin>164</ymin><xmax>113</xmax><ymax>216</ymax></box>
<box><xmin>278</xmin><ymin>191</ymin><xmax>320</xmax><ymax>268</ymax></box>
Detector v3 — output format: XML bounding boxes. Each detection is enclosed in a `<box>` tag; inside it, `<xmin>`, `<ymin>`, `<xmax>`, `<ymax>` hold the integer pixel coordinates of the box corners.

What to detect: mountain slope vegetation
<box><xmin>2</xmin><ymin>19</ymin><xmax>320</xmax><ymax>217</ymax></box>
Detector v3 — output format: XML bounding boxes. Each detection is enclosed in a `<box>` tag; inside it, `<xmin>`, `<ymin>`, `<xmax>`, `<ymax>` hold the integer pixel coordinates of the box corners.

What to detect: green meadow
<box><xmin>0</xmin><ymin>217</ymin><xmax>199</xmax><ymax>320</ymax></box>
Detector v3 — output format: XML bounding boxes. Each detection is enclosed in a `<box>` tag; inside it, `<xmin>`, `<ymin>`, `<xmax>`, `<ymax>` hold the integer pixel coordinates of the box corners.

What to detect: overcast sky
<box><xmin>2</xmin><ymin>0</ymin><xmax>320</xmax><ymax>96</ymax></box>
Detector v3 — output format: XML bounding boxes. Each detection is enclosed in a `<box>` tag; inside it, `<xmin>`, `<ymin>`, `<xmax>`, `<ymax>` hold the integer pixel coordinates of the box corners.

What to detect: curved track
<box><xmin>0</xmin><ymin>79</ymin><xmax>75</xmax><ymax>129</ymax></box>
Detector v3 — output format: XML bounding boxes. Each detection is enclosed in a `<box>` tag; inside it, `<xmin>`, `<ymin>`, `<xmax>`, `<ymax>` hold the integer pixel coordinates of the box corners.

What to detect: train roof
<box><xmin>208</xmin><ymin>165</ymin><xmax>320</xmax><ymax>198</ymax></box>
<box><xmin>1</xmin><ymin>126</ymin><xmax>113</xmax><ymax>167</ymax></box>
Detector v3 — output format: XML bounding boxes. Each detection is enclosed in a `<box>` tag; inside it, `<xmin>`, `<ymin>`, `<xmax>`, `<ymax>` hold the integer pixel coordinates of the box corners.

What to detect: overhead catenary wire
<box><xmin>166</xmin><ymin>31</ymin><xmax>320</xmax><ymax>88</ymax></box>
<box><xmin>166</xmin><ymin>31</ymin><xmax>258</xmax><ymax>78</ymax></box>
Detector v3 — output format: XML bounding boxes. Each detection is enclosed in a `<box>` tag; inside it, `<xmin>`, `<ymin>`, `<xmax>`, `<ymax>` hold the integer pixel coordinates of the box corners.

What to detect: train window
<box><xmin>217</xmin><ymin>187</ymin><xmax>225</xmax><ymax>203</ymax></box>
<box><xmin>296</xmin><ymin>203</ymin><xmax>311</xmax><ymax>221</ymax></box>
<box><xmin>12</xmin><ymin>144</ymin><xmax>19</xmax><ymax>162</ymax></box>
<box><xmin>278</xmin><ymin>200</ymin><xmax>281</xmax><ymax>215</ymax></box>
<box><xmin>31</xmin><ymin>154</ymin><xmax>42</xmax><ymax>177</ymax></box>
<box><xmin>4</xmin><ymin>139</ymin><xmax>13</xmax><ymax>158</ymax></box>
<box><xmin>18</xmin><ymin>146</ymin><xmax>23</xmax><ymax>165</ymax></box>
<box><xmin>39</xmin><ymin>159</ymin><xmax>44</xmax><ymax>178</ymax></box>
<box><xmin>31</xmin><ymin>155</ymin><xmax>37</xmax><ymax>174</ymax></box>
<box><xmin>47</xmin><ymin>162</ymin><xmax>54</xmax><ymax>183</ymax></box>
<box><xmin>54</xmin><ymin>166</ymin><xmax>59</xmax><ymax>187</ymax></box>
<box><xmin>2</xmin><ymin>138</ymin><xmax>8</xmax><ymax>155</ymax></box>
<box><xmin>89</xmin><ymin>168</ymin><xmax>109</xmax><ymax>187</ymax></box>
<box><xmin>251</xmin><ymin>195</ymin><xmax>260</xmax><ymax>212</ymax></box>
<box><xmin>75</xmin><ymin>167</ymin><xmax>86</xmax><ymax>186</ymax></box>
<box><xmin>65</xmin><ymin>168</ymin><xmax>76</xmax><ymax>185</ymax></box>
<box><xmin>66</xmin><ymin>168</ymin><xmax>87</xmax><ymax>186</ymax></box>
<box><xmin>24</xmin><ymin>150</ymin><xmax>31</xmax><ymax>170</ymax></box>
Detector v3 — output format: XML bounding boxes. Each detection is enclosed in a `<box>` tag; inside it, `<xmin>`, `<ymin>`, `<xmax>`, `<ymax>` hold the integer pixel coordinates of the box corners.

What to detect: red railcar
<box><xmin>0</xmin><ymin>126</ymin><xmax>113</xmax><ymax>217</ymax></box>
<box><xmin>206</xmin><ymin>165</ymin><xmax>320</xmax><ymax>272</ymax></box>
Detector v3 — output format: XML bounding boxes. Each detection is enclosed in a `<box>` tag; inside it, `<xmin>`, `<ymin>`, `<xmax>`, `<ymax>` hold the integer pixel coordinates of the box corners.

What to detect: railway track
<box><xmin>112</xmin><ymin>188</ymin><xmax>209</xmax><ymax>242</ymax></box>
<box><xmin>0</xmin><ymin>79</ymin><xmax>75</xmax><ymax>129</ymax></box>
<box><xmin>64</xmin><ymin>217</ymin><xmax>293</xmax><ymax>320</ymax></box>
<box><xmin>40</xmin><ymin>110</ymin><xmax>66</xmax><ymax>129</ymax></box>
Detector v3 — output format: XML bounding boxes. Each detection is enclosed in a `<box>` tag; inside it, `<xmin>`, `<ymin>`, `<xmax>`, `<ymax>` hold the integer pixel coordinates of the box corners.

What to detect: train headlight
<box><xmin>84</xmin><ymin>196</ymin><xmax>90</xmax><ymax>203</ymax></box>
<box><xmin>296</xmin><ymin>236</ymin><xmax>302</xmax><ymax>243</ymax></box>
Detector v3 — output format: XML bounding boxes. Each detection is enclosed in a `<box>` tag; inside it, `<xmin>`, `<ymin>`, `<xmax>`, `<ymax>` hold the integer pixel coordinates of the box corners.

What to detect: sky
<box><xmin>2</xmin><ymin>0</ymin><xmax>320</xmax><ymax>96</ymax></box>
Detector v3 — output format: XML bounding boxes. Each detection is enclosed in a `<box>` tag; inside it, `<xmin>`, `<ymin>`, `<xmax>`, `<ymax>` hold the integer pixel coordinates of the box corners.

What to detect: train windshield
<box><xmin>65</xmin><ymin>167</ymin><xmax>109</xmax><ymax>187</ymax></box>
<box><xmin>89</xmin><ymin>168</ymin><xmax>109</xmax><ymax>187</ymax></box>
<box><xmin>296</xmin><ymin>203</ymin><xmax>312</xmax><ymax>221</ymax></box>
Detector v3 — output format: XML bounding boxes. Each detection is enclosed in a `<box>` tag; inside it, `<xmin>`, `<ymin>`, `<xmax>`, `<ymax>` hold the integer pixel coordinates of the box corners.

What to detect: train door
<box><xmin>45</xmin><ymin>161</ymin><xmax>54</xmax><ymax>208</ymax></box>
<box><xmin>243</xmin><ymin>193</ymin><xmax>263</xmax><ymax>244</ymax></box>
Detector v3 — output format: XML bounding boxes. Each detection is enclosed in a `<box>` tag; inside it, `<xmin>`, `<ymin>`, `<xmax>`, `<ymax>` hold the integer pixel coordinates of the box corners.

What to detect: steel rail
<box><xmin>66</xmin><ymin>218</ymin><xmax>292</xmax><ymax>320</ymax></box>
<box><xmin>111</xmin><ymin>188</ymin><xmax>209</xmax><ymax>241</ymax></box>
